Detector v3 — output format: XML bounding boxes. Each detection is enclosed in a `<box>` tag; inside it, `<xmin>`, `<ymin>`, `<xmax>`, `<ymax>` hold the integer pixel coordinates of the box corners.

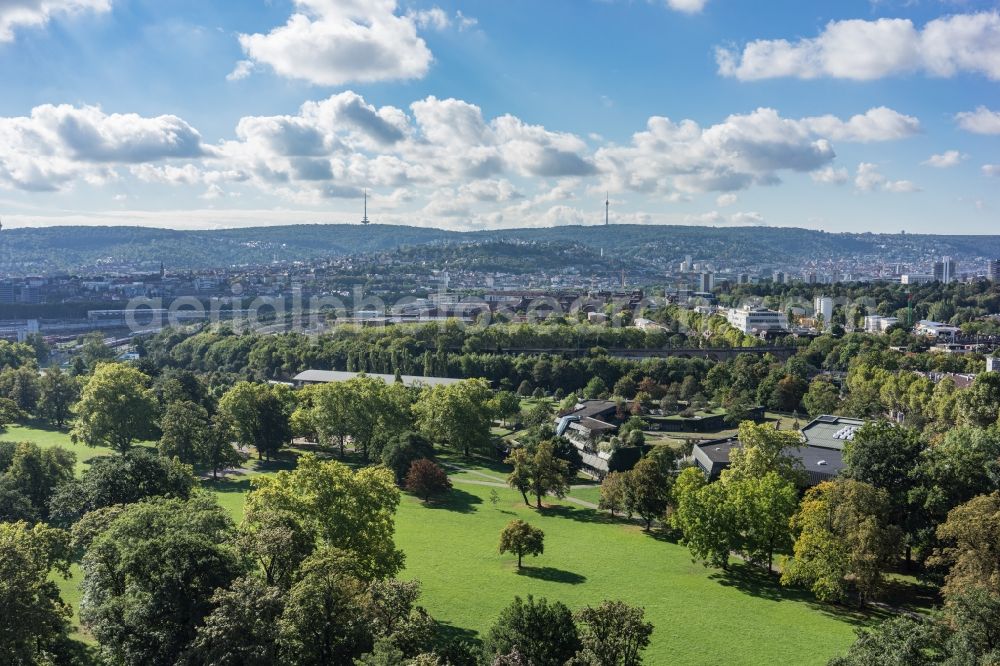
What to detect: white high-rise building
<box><xmin>814</xmin><ymin>296</ymin><xmax>833</xmax><ymax>329</ymax></box>
<box><xmin>934</xmin><ymin>257</ymin><xmax>956</xmax><ymax>284</ymax></box>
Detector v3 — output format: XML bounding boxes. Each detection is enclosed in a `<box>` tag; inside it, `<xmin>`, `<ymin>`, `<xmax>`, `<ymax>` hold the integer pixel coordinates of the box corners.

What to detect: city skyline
<box><xmin>1</xmin><ymin>0</ymin><xmax>999</xmax><ymax>232</ymax></box>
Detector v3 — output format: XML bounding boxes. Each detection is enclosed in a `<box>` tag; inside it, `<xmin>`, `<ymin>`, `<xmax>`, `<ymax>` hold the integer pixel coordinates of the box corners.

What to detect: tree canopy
<box><xmin>246</xmin><ymin>454</ymin><xmax>404</xmax><ymax>579</ymax></box>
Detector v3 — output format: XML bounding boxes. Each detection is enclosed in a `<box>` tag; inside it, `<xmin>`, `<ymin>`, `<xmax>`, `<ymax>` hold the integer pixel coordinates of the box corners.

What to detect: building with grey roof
<box><xmin>692</xmin><ymin>415</ymin><xmax>863</xmax><ymax>487</ymax></box>
<box><xmin>554</xmin><ymin>399</ymin><xmax>643</xmax><ymax>478</ymax></box>
<box><xmin>292</xmin><ymin>369</ymin><xmax>465</xmax><ymax>389</ymax></box>
<box><xmin>799</xmin><ymin>415</ymin><xmax>865</xmax><ymax>452</ymax></box>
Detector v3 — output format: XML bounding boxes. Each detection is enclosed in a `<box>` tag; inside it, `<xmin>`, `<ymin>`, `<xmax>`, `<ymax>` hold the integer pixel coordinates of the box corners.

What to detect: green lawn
<box><xmin>11</xmin><ymin>423</ymin><xmax>873</xmax><ymax>664</ymax></box>
<box><xmin>565</xmin><ymin>485</ymin><xmax>602</xmax><ymax>506</ymax></box>
<box><xmin>397</xmin><ymin>484</ymin><xmax>867</xmax><ymax>665</ymax></box>
<box><xmin>1</xmin><ymin>421</ymin><xmax>115</xmax><ymax>474</ymax></box>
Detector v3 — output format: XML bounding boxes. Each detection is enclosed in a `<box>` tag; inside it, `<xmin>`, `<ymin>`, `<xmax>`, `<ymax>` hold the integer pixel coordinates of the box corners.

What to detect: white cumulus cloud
<box><xmin>717</xmin><ymin>12</ymin><xmax>1000</xmax><ymax>81</ymax></box>
<box><xmin>922</xmin><ymin>150</ymin><xmax>965</xmax><ymax>168</ymax></box>
<box><xmin>0</xmin><ymin>92</ymin><xmax>930</xmax><ymax>223</ymax></box>
<box><xmin>0</xmin><ymin>0</ymin><xmax>110</xmax><ymax>42</ymax></box>
<box><xmin>237</xmin><ymin>0</ymin><xmax>433</xmax><ymax>86</ymax></box>
<box><xmin>799</xmin><ymin>107</ymin><xmax>920</xmax><ymax>142</ymax></box>
<box><xmin>956</xmin><ymin>106</ymin><xmax>1000</xmax><ymax>134</ymax></box>
<box><xmin>0</xmin><ymin>103</ymin><xmax>209</xmax><ymax>191</ymax></box>
<box><xmin>594</xmin><ymin>106</ymin><xmax>916</xmax><ymax>196</ymax></box>
<box><xmin>665</xmin><ymin>0</ymin><xmax>708</xmax><ymax>14</ymax></box>
<box><xmin>855</xmin><ymin>162</ymin><xmax>920</xmax><ymax>193</ymax></box>
<box><xmin>811</xmin><ymin>166</ymin><xmax>850</xmax><ymax>185</ymax></box>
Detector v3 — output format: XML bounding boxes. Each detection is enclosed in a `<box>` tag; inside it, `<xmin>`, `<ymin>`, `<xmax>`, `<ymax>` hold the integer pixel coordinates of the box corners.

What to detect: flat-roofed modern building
<box><xmin>692</xmin><ymin>415</ymin><xmax>864</xmax><ymax>486</ymax></box>
<box><xmin>864</xmin><ymin>315</ymin><xmax>899</xmax><ymax>333</ymax></box>
<box><xmin>916</xmin><ymin>320</ymin><xmax>961</xmax><ymax>339</ymax></box>
<box><xmin>292</xmin><ymin>369</ymin><xmax>465</xmax><ymax>389</ymax></box>
<box><xmin>725</xmin><ymin>306</ymin><xmax>788</xmax><ymax>335</ymax></box>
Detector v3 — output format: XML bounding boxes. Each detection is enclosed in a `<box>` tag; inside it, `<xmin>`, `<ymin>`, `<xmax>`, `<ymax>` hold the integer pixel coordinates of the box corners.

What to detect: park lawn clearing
<box><xmin>565</xmin><ymin>484</ymin><xmax>602</xmax><ymax>506</ymax></box>
<box><xmin>15</xmin><ymin>422</ymin><xmax>868</xmax><ymax>664</ymax></box>
<box><xmin>1</xmin><ymin>421</ymin><xmax>116</xmax><ymax>475</ymax></box>
<box><xmin>396</xmin><ymin>483</ymin><xmax>867</xmax><ymax>665</ymax></box>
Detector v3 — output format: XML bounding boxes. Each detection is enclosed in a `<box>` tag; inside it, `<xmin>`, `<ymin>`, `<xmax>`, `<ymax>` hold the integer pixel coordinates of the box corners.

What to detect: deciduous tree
<box><xmin>0</xmin><ymin>521</ymin><xmax>74</xmax><ymax>665</ymax></box>
<box><xmin>498</xmin><ymin>520</ymin><xmax>544</xmax><ymax>569</ymax></box>
<box><xmin>48</xmin><ymin>448</ymin><xmax>195</xmax><ymax>525</ymax></box>
<box><xmin>670</xmin><ymin>467</ymin><xmax>737</xmax><ymax>569</ymax></box>
<box><xmin>218</xmin><ymin>381</ymin><xmax>292</xmax><ymax>461</ymax></box>
<box><xmin>414</xmin><ymin>379</ymin><xmax>494</xmax><ymax>457</ymax></box>
<box><xmin>0</xmin><ymin>365</ymin><xmax>40</xmax><ymax>413</ymax></box>
<box><xmin>928</xmin><ymin>492</ymin><xmax>1000</xmax><ymax>599</ymax></box>
<box><xmin>186</xmin><ymin>575</ymin><xmax>284</xmax><ymax>666</ymax></box>
<box><xmin>483</xmin><ymin>595</ymin><xmax>580</xmax><ymax>666</ymax></box>
<box><xmin>382</xmin><ymin>431</ymin><xmax>434</xmax><ymax>484</ymax></box>
<box><xmin>574</xmin><ymin>600</ymin><xmax>654</xmax><ymax>666</ymax></box>
<box><xmin>80</xmin><ymin>495</ymin><xmax>243</xmax><ymax>666</ymax></box>
<box><xmin>158</xmin><ymin>399</ymin><xmax>212</xmax><ymax>464</ymax></box>
<box><xmin>599</xmin><ymin>472</ymin><xmax>627</xmax><ymax>517</ymax></box>
<box><xmin>247</xmin><ymin>454</ymin><xmax>404</xmax><ymax>579</ymax></box>
<box><xmin>781</xmin><ymin>479</ymin><xmax>900</xmax><ymax>604</ymax></box>
<box><xmin>277</xmin><ymin>548</ymin><xmax>370</xmax><ymax>664</ymax></box>
<box><xmin>957</xmin><ymin>372</ymin><xmax>1000</xmax><ymax>428</ymax></box>
<box><xmin>506</xmin><ymin>447</ymin><xmax>534</xmax><ymax>506</ymax></box>
<box><xmin>529</xmin><ymin>439</ymin><xmax>570</xmax><ymax>508</ymax></box>
<box><xmin>238</xmin><ymin>507</ymin><xmax>315</xmax><ymax>589</ymax></box>
<box><xmin>0</xmin><ymin>441</ymin><xmax>75</xmax><ymax>521</ymax></box>
<box><xmin>71</xmin><ymin>362</ymin><xmax>158</xmax><ymax>452</ymax></box>
<box><xmin>843</xmin><ymin>421</ymin><xmax>923</xmax><ymax>561</ymax></box>
<box><xmin>803</xmin><ymin>377</ymin><xmax>840</xmax><ymax>417</ymax></box>
<box><xmin>405</xmin><ymin>459</ymin><xmax>452</xmax><ymax>502</ymax></box>
<box><xmin>0</xmin><ymin>396</ymin><xmax>24</xmax><ymax>429</ymax></box>
<box><xmin>623</xmin><ymin>456</ymin><xmax>671</xmax><ymax>530</ymax></box>
<box><xmin>491</xmin><ymin>390</ymin><xmax>522</xmax><ymax>427</ymax></box>
<box><xmin>37</xmin><ymin>366</ymin><xmax>79</xmax><ymax>428</ymax></box>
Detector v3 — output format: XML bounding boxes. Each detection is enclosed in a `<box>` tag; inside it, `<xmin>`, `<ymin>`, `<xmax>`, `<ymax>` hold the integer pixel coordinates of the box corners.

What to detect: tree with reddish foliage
<box><xmin>404</xmin><ymin>459</ymin><xmax>452</xmax><ymax>502</ymax></box>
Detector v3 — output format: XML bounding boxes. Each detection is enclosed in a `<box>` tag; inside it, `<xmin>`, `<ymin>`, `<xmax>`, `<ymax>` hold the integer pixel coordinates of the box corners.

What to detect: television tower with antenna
<box><xmin>605</xmin><ymin>192</ymin><xmax>609</xmax><ymax>226</ymax></box>
<box><xmin>361</xmin><ymin>189</ymin><xmax>370</xmax><ymax>225</ymax></box>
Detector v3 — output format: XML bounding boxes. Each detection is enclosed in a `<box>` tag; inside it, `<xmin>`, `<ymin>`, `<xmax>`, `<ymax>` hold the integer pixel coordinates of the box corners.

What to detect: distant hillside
<box><xmin>2</xmin><ymin>223</ymin><xmax>1000</xmax><ymax>275</ymax></box>
<box><xmin>0</xmin><ymin>224</ymin><xmax>454</xmax><ymax>275</ymax></box>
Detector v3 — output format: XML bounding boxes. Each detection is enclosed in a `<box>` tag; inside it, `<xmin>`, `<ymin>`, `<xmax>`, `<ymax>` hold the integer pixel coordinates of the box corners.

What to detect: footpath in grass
<box><xmin>11</xmin><ymin>424</ymin><xmax>871</xmax><ymax>664</ymax></box>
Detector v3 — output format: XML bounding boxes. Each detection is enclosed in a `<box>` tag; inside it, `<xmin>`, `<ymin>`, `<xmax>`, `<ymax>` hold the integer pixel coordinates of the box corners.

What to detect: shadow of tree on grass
<box><xmin>541</xmin><ymin>504</ymin><xmax>617</xmax><ymax>525</ymax></box>
<box><xmin>434</xmin><ymin>621</ymin><xmax>482</xmax><ymax>653</ymax></box>
<box><xmin>516</xmin><ymin>565</ymin><xmax>587</xmax><ymax>585</ymax></box>
<box><xmin>202</xmin><ymin>476</ymin><xmax>252</xmax><ymax>496</ymax></box>
<box><xmin>416</xmin><ymin>487</ymin><xmax>483</xmax><ymax>514</ymax></box>
<box><xmin>709</xmin><ymin>562</ymin><xmax>897</xmax><ymax>628</ymax></box>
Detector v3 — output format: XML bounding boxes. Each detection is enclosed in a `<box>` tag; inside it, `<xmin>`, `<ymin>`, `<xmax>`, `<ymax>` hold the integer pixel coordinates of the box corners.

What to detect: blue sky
<box><xmin>0</xmin><ymin>0</ymin><xmax>998</xmax><ymax>232</ymax></box>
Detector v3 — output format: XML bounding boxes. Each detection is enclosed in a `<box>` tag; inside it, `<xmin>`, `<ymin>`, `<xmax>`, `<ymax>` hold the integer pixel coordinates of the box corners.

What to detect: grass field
<box><xmin>396</xmin><ymin>484</ymin><xmax>865</xmax><ymax>665</ymax></box>
<box><xmin>1</xmin><ymin>421</ymin><xmax>116</xmax><ymax>474</ymax></box>
<box><xmin>7</xmin><ymin>423</ymin><xmax>877</xmax><ymax>664</ymax></box>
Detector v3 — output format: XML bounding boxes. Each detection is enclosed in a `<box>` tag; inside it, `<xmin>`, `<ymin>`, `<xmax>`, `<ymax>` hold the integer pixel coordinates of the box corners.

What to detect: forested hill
<box><xmin>3</xmin><ymin>223</ymin><xmax>1000</xmax><ymax>274</ymax></box>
